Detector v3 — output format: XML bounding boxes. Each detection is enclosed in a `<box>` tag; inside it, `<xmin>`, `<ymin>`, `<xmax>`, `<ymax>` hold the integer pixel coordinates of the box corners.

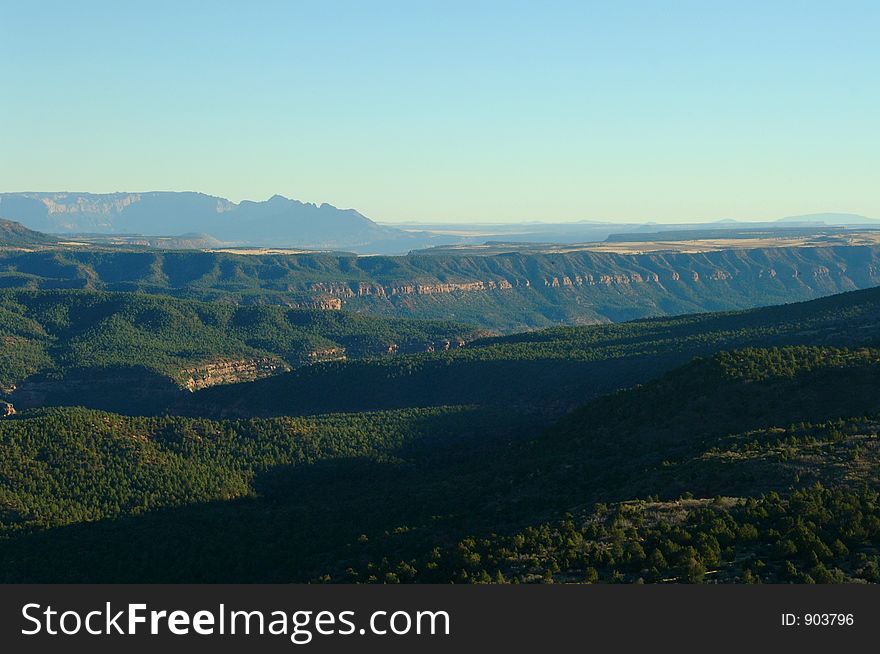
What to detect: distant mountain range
<box><xmin>0</xmin><ymin>192</ymin><xmax>877</xmax><ymax>254</ymax></box>
<box><xmin>777</xmin><ymin>212</ymin><xmax>880</xmax><ymax>224</ymax></box>
<box><xmin>0</xmin><ymin>192</ymin><xmax>426</xmax><ymax>253</ymax></box>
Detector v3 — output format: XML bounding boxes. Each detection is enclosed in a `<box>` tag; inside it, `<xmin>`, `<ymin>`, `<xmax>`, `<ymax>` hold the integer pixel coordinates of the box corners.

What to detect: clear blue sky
<box><xmin>2</xmin><ymin>1</ymin><xmax>878</xmax><ymax>223</ymax></box>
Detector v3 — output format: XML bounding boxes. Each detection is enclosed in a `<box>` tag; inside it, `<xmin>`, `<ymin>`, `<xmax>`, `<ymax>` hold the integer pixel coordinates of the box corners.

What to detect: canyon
<box><xmin>2</xmin><ymin>234</ymin><xmax>880</xmax><ymax>330</ymax></box>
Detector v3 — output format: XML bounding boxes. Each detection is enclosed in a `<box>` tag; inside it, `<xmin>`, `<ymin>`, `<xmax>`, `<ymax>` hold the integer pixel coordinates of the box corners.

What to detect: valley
<box><xmin>3</xmin><ymin>222</ymin><xmax>880</xmax><ymax>584</ymax></box>
<box><xmin>7</xmin><ymin>0</ymin><xmax>880</xmax><ymax>600</ymax></box>
<box><xmin>3</xmin><ymin>228</ymin><xmax>880</xmax><ymax>330</ymax></box>
<box><xmin>1</xmin><ymin>277</ymin><xmax>880</xmax><ymax>583</ymax></box>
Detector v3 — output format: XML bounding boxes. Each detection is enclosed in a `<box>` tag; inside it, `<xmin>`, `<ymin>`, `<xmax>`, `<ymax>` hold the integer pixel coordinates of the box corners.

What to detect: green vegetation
<box><xmin>0</xmin><ymin>405</ymin><xmax>540</xmax><ymax>582</ymax></box>
<box><xmin>0</xmin><ymin>405</ymin><xmax>528</xmax><ymax>534</ymax></box>
<box><xmin>2</xmin><ymin>282</ymin><xmax>880</xmax><ymax>583</ymax></box>
<box><xmin>330</xmin><ymin>346</ymin><xmax>880</xmax><ymax>583</ymax></box>
<box><xmin>2</xmin><ymin>345</ymin><xmax>880</xmax><ymax>582</ymax></box>
<box><xmin>0</xmin><ymin>289</ymin><xmax>478</xmax><ymax>410</ymax></box>
<box><xmin>2</xmin><ymin>243</ymin><xmax>879</xmax><ymax>330</ymax></box>
<box><xmin>0</xmin><ymin>219</ymin><xmax>56</xmax><ymax>247</ymax></box>
<box><xmin>9</xmin><ymin>282</ymin><xmax>880</xmax><ymax>419</ymax></box>
<box><xmin>348</xmin><ymin>488</ymin><xmax>880</xmax><ymax>584</ymax></box>
<box><xmin>186</xmin><ymin>286</ymin><xmax>880</xmax><ymax>418</ymax></box>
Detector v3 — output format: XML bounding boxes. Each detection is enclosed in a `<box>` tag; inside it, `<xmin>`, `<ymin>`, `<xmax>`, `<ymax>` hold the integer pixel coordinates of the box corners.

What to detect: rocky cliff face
<box><xmin>297</xmin><ymin>296</ymin><xmax>343</xmax><ymax>310</ymax></box>
<box><xmin>39</xmin><ymin>193</ymin><xmax>144</xmax><ymax>217</ymax></box>
<box><xmin>306</xmin><ymin>261</ymin><xmax>867</xmax><ymax>300</ymax></box>
<box><xmin>2</xmin><ymin>244</ymin><xmax>879</xmax><ymax>331</ymax></box>
<box><xmin>14</xmin><ymin>358</ymin><xmax>289</xmax><ymax>408</ymax></box>
<box><xmin>306</xmin><ymin>348</ymin><xmax>346</xmax><ymax>363</ymax></box>
<box><xmin>372</xmin><ymin>338</ymin><xmax>466</xmax><ymax>356</ymax></box>
<box><xmin>180</xmin><ymin>357</ymin><xmax>290</xmax><ymax>391</ymax></box>
<box><xmin>310</xmin><ymin>279</ymin><xmax>524</xmax><ymax>298</ymax></box>
<box><xmin>9</xmin><ymin>367</ymin><xmax>184</xmax><ymax>414</ymax></box>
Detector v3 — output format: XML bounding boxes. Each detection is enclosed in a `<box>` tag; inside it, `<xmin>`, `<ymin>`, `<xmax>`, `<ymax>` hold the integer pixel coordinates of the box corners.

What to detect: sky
<box><xmin>1</xmin><ymin>1</ymin><xmax>878</xmax><ymax>224</ymax></box>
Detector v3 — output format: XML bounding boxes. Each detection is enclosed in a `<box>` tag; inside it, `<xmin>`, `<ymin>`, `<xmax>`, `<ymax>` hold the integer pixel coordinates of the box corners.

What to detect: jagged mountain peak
<box><xmin>0</xmin><ymin>191</ymin><xmax>399</xmax><ymax>250</ymax></box>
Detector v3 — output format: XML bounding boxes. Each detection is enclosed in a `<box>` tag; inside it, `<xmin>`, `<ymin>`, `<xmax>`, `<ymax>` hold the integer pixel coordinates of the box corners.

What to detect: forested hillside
<box><xmin>0</xmin><ymin>219</ymin><xmax>57</xmax><ymax>247</ymax></box>
<box><xmin>5</xmin><ymin>284</ymin><xmax>880</xmax><ymax>418</ymax></box>
<box><xmin>0</xmin><ymin>290</ymin><xmax>479</xmax><ymax>413</ymax></box>
<box><xmin>2</xmin><ymin>346</ymin><xmax>880</xmax><ymax>582</ymax></box>
<box><xmin>2</xmin><ymin>278</ymin><xmax>880</xmax><ymax>583</ymax></box>
<box><xmin>0</xmin><ymin>405</ymin><xmax>540</xmax><ymax>581</ymax></box>
<box><xmin>302</xmin><ymin>346</ymin><xmax>880</xmax><ymax>583</ymax></box>
<box><xmin>2</xmin><ymin>243</ymin><xmax>880</xmax><ymax>330</ymax></box>
<box><xmin>184</xmin><ymin>285</ymin><xmax>880</xmax><ymax>417</ymax></box>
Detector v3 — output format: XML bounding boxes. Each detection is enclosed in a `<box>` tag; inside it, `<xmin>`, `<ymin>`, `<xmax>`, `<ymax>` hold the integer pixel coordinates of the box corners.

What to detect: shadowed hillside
<box><xmin>0</xmin><ymin>289</ymin><xmax>480</xmax><ymax>413</ymax></box>
<box><xmin>3</xmin><ymin>283</ymin><xmax>880</xmax><ymax>583</ymax></box>
<box><xmin>182</xmin><ymin>285</ymin><xmax>880</xmax><ymax>418</ymax></box>
<box><xmin>2</xmin><ymin>347</ymin><xmax>880</xmax><ymax>583</ymax></box>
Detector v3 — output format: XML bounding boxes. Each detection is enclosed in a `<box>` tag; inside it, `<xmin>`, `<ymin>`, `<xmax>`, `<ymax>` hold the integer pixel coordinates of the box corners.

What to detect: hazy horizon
<box><xmin>3</xmin><ymin>1</ymin><xmax>879</xmax><ymax>223</ymax></box>
<box><xmin>1</xmin><ymin>189</ymin><xmax>875</xmax><ymax>226</ymax></box>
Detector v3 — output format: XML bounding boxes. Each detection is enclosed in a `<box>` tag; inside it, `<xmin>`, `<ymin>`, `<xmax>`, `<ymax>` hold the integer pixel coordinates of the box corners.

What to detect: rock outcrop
<box><xmin>307</xmin><ymin>348</ymin><xmax>346</xmax><ymax>363</ymax></box>
<box><xmin>1</xmin><ymin>244</ymin><xmax>878</xmax><ymax>330</ymax></box>
<box><xmin>303</xmin><ymin>262</ymin><xmax>857</xmax><ymax>307</ymax></box>
<box><xmin>181</xmin><ymin>357</ymin><xmax>289</xmax><ymax>391</ymax></box>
